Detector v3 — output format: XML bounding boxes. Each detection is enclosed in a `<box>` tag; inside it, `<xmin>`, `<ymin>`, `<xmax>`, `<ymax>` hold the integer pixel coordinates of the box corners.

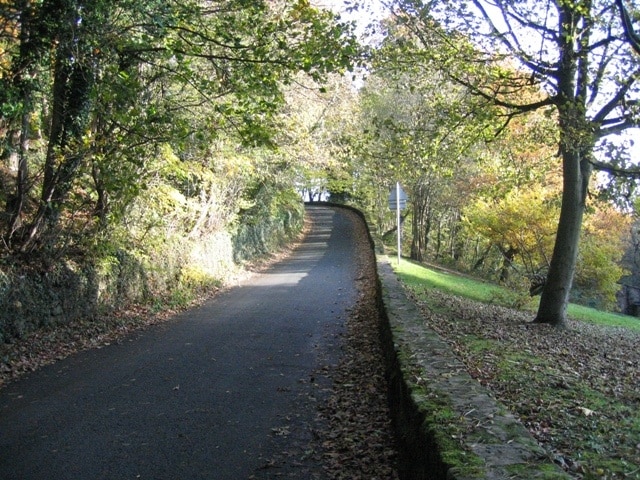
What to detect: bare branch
<box><xmin>590</xmin><ymin>159</ymin><xmax>640</xmax><ymax>178</ymax></box>
<box><xmin>592</xmin><ymin>67</ymin><xmax>640</xmax><ymax>125</ymax></box>
<box><xmin>587</xmin><ymin>37</ymin><xmax>621</xmax><ymax>105</ymax></box>
<box><xmin>597</xmin><ymin>117</ymin><xmax>640</xmax><ymax>138</ymax></box>
<box><xmin>615</xmin><ymin>0</ymin><xmax>640</xmax><ymax>55</ymax></box>
<box><xmin>471</xmin><ymin>0</ymin><xmax>556</xmax><ymax>78</ymax></box>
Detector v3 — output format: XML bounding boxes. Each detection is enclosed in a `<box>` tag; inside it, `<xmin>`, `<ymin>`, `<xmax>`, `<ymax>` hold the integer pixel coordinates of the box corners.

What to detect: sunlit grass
<box><xmin>396</xmin><ymin>260</ymin><xmax>507</xmax><ymax>303</ymax></box>
<box><xmin>394</xmin><ymin>259</ymin><xmax>640</xmax><ymax>332</ymax></box>
<box><xmin>566</xmin><ymin>303</ymin><xmax>640</xmax><ymax>330</ymax></box>
<box><xmin>392</xmin><ymin>257</ymin><xmax>640</xmax><ymax>478</ymax></box>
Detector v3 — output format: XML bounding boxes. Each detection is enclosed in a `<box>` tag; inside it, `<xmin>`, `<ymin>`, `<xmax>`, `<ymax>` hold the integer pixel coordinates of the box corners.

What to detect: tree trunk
<box><xmin>435</xmin><ymin>218</ymin><xmax>442</xmax><ymax>259</ymax></box>
<box><xmin>535</xmin><ymin>103</ymin><xmax>593</xmax><ymax>327</ymax></box>
<box><xmin>450</xmin><ymin>209</ymin><xmax>463</xmax><ymax>261</ymax></box>
<box><xmin>7</xmin><ymin>111</ymin><xmax>31</xmax><ymax>239</ymax></box>
<box><xmin>410</xmin><ymin>181</ymin><xmax>428</xmax><ymax>261</ymax></box>
<box><xmin>19</xmin><ymin>44</ymin><xmax>72</xmax><ymax>251</ymax></box>
<box><xmin>4</xmin><ymin>0</ymin><xmax>37</xmax><ymax>244</ymax></box>
<box><xmin>423</xmin><ymin>208</ymin><xmax>431</xmax><ymax>255</ymax></box>
<box><xmin>535</xmin><ymin>150</ymin><xmax>591</xmax><ymax>327</ymax></box>
<box><xmin>499</xmin><ymin>246</ymin><xmax>517</xmax><ymax>283</ymax></box>
<box><xmin>19</xmin><ymin>0</ymin><xmax>96</xmax><ymax>252</ymax></box>
<box><xmin>473</xmin><ymin>243</ymin><xmax>491</xmax><ymax>271</ymax></box>
<box><xmin>410</xmin><ymin>212</ymin><xmax>424</xmax><ymax>261</ymax></box>
<box><xmin>534</xmin><ymin>2</ymin><xmax>594</xmax><ymax>328</ymax></box>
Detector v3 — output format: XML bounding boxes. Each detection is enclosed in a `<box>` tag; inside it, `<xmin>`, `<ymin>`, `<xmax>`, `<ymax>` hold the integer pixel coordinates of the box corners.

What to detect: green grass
<box><xmin>395</xmin><ymin>259</ymin><xmax>640</xmax><ymax>332</ymax></box>
<box><xmin>392</xmin><ymin>257</ymin><xmax>640</xmax><ymax>479</ymax></box>
<box><xmin>565</xmin><ymin>303</ymin><xmax>640</xmax><ymax>330</ymax></box>
<box><xmin>396</xmin><ymin>260</ymin><xmax>508</xmax><ymax>304</ymax></box>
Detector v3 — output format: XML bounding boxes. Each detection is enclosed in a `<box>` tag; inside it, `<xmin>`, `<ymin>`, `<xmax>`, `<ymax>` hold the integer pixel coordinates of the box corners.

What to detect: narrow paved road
<box><xmin>0</xmin><ymin>206</ymin><xmax>364</xmax><ymax>479</ymax></box>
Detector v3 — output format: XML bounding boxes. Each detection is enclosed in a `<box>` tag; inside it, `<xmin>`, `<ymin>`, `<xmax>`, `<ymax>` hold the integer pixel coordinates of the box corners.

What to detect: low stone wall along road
<box><xmin>0</xmin><ymin>206</ymin><xmax>370</xmax><ymax>479</ymax></box>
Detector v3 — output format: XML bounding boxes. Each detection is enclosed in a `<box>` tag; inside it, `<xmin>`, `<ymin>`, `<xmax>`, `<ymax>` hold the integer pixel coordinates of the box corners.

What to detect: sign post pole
<box><xmin>396</xmin><ymin>181</ymin><xmax>401</xmax><ymax>265</ymax></box>
<box><xmin>388</xmin><ymin>182</ymin><xmax>407</xmax><ymax>266</ymax></box>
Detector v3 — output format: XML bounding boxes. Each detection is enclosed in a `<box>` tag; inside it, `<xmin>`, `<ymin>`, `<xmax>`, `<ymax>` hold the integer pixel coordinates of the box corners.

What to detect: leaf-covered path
<box><xmin>0</xmin><ymin>206</ymin><xmax>399</xmax><ymax>479</ymax></box>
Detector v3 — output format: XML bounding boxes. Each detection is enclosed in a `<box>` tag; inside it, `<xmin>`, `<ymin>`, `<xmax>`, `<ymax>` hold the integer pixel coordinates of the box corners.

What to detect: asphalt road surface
<box><xmin>0</xmin><ymin>205</ymin><xmax>363</xmax><ymax>479</ymax></box>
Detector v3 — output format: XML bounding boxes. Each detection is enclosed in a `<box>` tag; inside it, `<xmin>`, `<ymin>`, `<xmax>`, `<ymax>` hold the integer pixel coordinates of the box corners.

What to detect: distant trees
<box><xmin>378</xmin><ymin>0</ymin><xmax>640</xmax><ymax>326</ymax></box>
<box><xmin>309</xmin><ymin>3</ymin><xmax>630</xmax><ymax>314</ymax></box>
<box><xmin>277</xmin><ymin>72</ymin><xmax>361</xmax><ymax>203</ymax></box>
<box><xmin>348</xmin><ymin>16</ymin><xmax>498</xmax><ymax>262</ymax></box>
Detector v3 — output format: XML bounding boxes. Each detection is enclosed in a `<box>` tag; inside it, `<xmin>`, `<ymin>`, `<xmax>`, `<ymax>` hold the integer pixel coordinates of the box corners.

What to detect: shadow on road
<box><xmin>0</xmin><ymin>206</ymin><xmax>364</xmax><ymax>480</ymax></box>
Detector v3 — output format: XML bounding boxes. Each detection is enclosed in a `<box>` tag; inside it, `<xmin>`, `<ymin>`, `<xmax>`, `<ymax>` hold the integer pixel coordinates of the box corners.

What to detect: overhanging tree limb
<box><xmin>590</xmin><ymin>159</ymin><xmax>640</xmax><ymax>178</ymax></box>
<box><xmin>616</xmin><ymin>0</ymin><xmax>640</xmax><ymax>54</ymax></box>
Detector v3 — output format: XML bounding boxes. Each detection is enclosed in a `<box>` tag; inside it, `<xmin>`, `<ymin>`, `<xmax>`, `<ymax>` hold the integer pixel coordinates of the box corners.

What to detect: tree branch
<box><xmin>592</xmin><ymin>67</ymin><xmax>640</xmax><ymax>125</ymax></box>
<box><xmin>470</xmin><ymin>0</ymin><xmax>556</xmax><ymax>78</ymax></box>
<box><xmin>615</xmin><ymin>0</ymin><xmax>640</xmax><ymax>54</ymax></box>
<box><xmin>590</xmin><ymin>159</ymin><xmax>640</xmax><ymax>178</ymax></box>
<box><xmin>597</xmin><ymin>117</ymin><xmax>640</xmax><ymax>138</ymax></box>
<box><xmin>448</xmin><ymin>72</ymin><xmax>555</xmax><ymax>114</ymax></box>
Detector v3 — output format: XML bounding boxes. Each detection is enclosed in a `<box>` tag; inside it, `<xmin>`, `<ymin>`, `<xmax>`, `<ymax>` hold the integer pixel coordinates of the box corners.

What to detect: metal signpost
<box><xmin>388</xmin><ymin>182</ymin><xmax>407</xmax><ymax>265</ymax></box>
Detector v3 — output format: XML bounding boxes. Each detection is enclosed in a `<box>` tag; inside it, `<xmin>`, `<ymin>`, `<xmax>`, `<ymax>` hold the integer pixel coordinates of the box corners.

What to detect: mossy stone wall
<box><xmin>0</xmin><ymin>200</ymin><xmax>304</xmax><ymax>344</ymax></box>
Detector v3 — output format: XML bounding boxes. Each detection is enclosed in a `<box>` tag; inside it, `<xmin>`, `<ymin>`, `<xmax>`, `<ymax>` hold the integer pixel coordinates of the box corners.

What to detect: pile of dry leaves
<box><xmin>314</xmin><ymin>211</ymin><xmax>400</xmax><ymax>479</ymax></box>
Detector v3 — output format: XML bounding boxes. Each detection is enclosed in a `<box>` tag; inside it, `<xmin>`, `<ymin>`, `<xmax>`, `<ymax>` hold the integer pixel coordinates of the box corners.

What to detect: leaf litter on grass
<box><xmin>407</xmin><ymin>286</ymin><xmax>640</xmax><ymax>479</ymax></box>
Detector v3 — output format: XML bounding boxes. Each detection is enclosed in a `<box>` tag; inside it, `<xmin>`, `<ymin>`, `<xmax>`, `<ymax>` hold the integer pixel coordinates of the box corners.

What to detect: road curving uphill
<box><xmin>0</xmin><ymin>205</ymin><xmax>398</xmax><ymax>479</ymax></box>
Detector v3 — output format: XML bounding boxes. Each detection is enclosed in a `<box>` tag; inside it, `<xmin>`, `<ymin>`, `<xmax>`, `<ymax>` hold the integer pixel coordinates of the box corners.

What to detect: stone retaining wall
<box><xmin>375</xmin><ymin>256</ymin><xmax>571</xmax><ymax>480</ymax></box>
<box><xmin>0</xmin><ymin>202</ymin><xmax>303</xmax><ymax>344</ymax></box>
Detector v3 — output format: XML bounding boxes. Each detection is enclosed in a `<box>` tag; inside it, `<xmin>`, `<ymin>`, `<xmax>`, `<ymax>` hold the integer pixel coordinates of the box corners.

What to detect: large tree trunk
<box><xmin>534</xmin><ymin>151</ymin><xmax>590</xmax><ymax>327</ymax></box>
<box><xmin>534</xmin><ymin>1</ymin><xmax>594</xmax><ymax>328</ymax></box>
<box><xmin>535</xmin><ymin>110</ymin><xmax>593</xmax><ymax>327</ymax></box>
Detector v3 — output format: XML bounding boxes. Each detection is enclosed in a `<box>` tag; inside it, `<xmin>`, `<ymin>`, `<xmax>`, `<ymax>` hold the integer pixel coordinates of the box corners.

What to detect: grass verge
<box><xmin>394</xmin><ymin>259</ymin><xmax>640</xmax><ymax>480</ymax></box>
<box><xmin>397</xmin><ymin>260</ymin><xmax>640</xmax><ymax>332</ymax></box>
